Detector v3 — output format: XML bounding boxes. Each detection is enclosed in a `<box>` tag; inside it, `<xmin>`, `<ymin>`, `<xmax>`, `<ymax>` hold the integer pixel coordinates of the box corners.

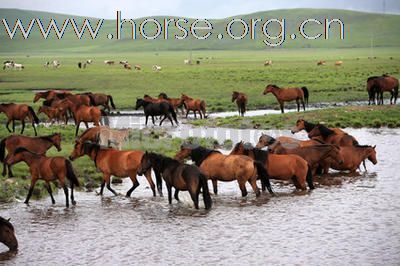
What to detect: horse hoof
<box><xmin>72</xmin><ymin>201</ymin><xmax>77</xmax><ymax>205</ymax></box>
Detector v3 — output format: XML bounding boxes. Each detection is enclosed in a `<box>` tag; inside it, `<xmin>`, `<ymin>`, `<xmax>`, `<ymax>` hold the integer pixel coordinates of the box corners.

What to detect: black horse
<box><xmin>138</xmin><ymin>152</ymin><xmax>212</xmax><ymax>210</ymax></box>
<box><xmin>135</xmin><ymin>99</ymin><xmax>178</xmax><ymax>126</ymax></box>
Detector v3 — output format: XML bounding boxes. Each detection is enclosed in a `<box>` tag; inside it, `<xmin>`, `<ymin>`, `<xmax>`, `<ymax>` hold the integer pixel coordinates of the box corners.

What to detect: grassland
<box><xmin>190</xmin><ymin>105</ymin><xmax>400</xmax><ymax>129</ymax></box>
<box><xmin>0</xmin><ymin>48</ymin><xmax>399</xmax><ymax>112</ymax></box>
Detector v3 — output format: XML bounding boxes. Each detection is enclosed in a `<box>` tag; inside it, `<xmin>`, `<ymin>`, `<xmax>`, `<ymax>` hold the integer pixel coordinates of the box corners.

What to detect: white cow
<box><xmin>13</xmin><ymin>63</ymin><xmax>24</xmax><ymax>70</ymax></box>
<box><xmin>152</xmin><ymin>65</ymin><xmax>162</xmax><ymax>72</ymax></box>
<box><xmin>52</xmin><ymin>60</ymin><xmax>60</xmax><ymax>68</ymax></box>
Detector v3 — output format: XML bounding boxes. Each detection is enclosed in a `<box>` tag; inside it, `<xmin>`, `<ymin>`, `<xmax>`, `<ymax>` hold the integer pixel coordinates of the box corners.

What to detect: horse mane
<box><xmin>367</xmin><ymin>76</ymin><xmax>380</xmax><ymax>82</ymax></box>
<box><xmin>302</xmin><ymin>120</ymin><xmax>316</xmax><ymax>132</ymax></box>
<box><xmin>159</xmin><ymin>93</ymin><xmax>170</xmax><ymax>99</ymax></box>
<box><xmin>241</xmin><ymin>143</ymin><xmax>269</xmax><ymax>163</ymax></box>
<box><xmin>0</xmin><ymin>217</ymin><xmax>14</xmax><ymax>231</ymax></box>
<box><xmin>0</xmin><ymin>103</ymin><xmax>14</xmax><ymax>107</ymax></box>
<box><xmin>271</xmin><ymin>85</ymin><xmax>280</xmax><ymax>89</ymax></box>
<box><xmin>191</xmin><ymin>146</ymin><xmax>221</xmax><ymax>166</ymax></box>
<box><xmin>354</xmin><ymin>144</ymin><xmax>373</xmax><ymax>149</ymax></box>
<box><xmin>316</xmin><ymin>124</ymin><xmax>334</xmax><ymax>137</ymax></box>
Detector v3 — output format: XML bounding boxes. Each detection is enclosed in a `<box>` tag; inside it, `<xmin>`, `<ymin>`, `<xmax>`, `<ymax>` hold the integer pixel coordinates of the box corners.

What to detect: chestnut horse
<box><xmin>33</xmin><ymin>90</ymin><xmax>71</xmax><ymax>103</ymax></box>
<box><xmin>6</xmin><ymin>147</ymin><xmax>79</xmax><ymax>207</ymax></box>
<box><xmin>0</xmin><ymin>103</ymin><xmax>39</xmax><ymax>136</ymax></box>
<box><xmin>0</xmin><ymin>133</ymin><xmax>62</xmax><ymax>177</ymax></box>
<box><xmin>84</xmin><ymin>92</ymin><xmax>116</xmax><ymax>111</ymax></box>
<box><xmin>69</xmin><ymin>141</ymin><xmax>161</xmax><ymax>197</ymax></box>
<box><xmin>323</xmin><ymin>145</ymin><xmax>377</xmax><ymax>173</ymax></box>
<box><xmin>231</xmin><ymin>142</ymin><xmax>314</xmax><ymax>191</ymax></box>
<box><xmin>367</xmin><ymin>75</ymin><xmax>399</xmax><ymax>105</ymax></box>
<box><xmin>180</xmin><ymin>94</ymin><xmax>206</xmax><ymax>119</ymax></box>
<box><xmin>308</xmin><ymin>124</ymin><xmax>359</xmax><ymax>146</ymax></box>
<box><xmin>263</xmin><ymin>84</ymin><xmax>309</xmax><ymax>113</ymax></box>
<box><xmin>38</xmin><ymin>106</ymin><xmax>68</xmax><ymax>125</ymax></box>
<box><xmin>291</xmin><ymin>119</ymin><xmax>347</xmax><ymax>136</ymax></box>
<box><xmin>69</xmin><ymin>105</ymin><xmax>106</xmax><ymax>136</ymax></box>
<box><xmin>175</xmin><ymin>145</ymin><xmax>273</xmax><ymax>197</ymax></box>
<box><xmin>158</xmin><ymin>93</ymin><xmax>185</xmax><ymax>115</ymax></box>
<box><xmin>77</xmin><ymin>126</ymin><xmax>109</xmax><ymax>143</ymax></box>
<box><xmin>0</xmin><ymin>217</ymin><xmax>18</xmax><ymax>252</ymax></box>
<box><xmin>255</xmin><ymin>133</ymin><xmax>320</xmax><ymax>149</ymax></box>
<box><xmin>232</xmin><ymin>91</ymin><xmax>248</xmax><ymax>117</ymax></box>
<box><xmin>269</xmin><ymin>141</ymin><xmax>344</xmax><ymax>175</ymax></box>
<box><xmin>138</xmin><ymin>152</ymin><xmax>212</xmax><ymax>209</ymax></box>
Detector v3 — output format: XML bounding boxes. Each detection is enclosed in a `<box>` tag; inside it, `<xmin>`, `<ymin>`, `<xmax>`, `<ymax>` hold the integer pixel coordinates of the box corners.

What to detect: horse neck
<box><xmin>17</xmin><ymin>152</ymin><xmax>38</xmax><ymax>167</ymax></box>
<box><xmin>37</xmin><ymin>137</ymin><xmax>55</xmax><ymax>150</ymax></box>
<box><xmin>304</xmin><ymin>121</ymin><xmax>316</xmax><ymax>132</ymax></box>
<box><xmin>357</xmin><ymin>147</ymin><xmax>372</xmax><ymax>161</ymax></box>
<box><xmin>270</xmin><ymin>87</ymin><xmax>281</xmax><ymax>97</ymax></box>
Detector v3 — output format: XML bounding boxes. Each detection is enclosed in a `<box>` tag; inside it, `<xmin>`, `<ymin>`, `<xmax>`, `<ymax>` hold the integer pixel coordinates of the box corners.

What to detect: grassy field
<box><xmin>1</xmin><ymin>48</ymin><xmax>399</xmax><ymax>112</ymax></box>
<box><xmin>191</xmin><ymin>105</ymin><xmax>400</xmax><ymax>129</ymax></box>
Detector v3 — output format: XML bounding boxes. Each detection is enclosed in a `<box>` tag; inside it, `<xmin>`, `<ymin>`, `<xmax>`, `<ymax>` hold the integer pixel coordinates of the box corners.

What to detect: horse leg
<box><xmin>5</xmin><ymin>119</ymin><xmax>12</xmax><ymax>132</ymax></box>
<box><xmin>193</xmin><ymin>111</ymin><xmax>197</xmax><ymax>119</ymax></box>
<box><xmin>159</xmin><ymin>115</ymin><xmax>167</xmax><ymax>126</ymax></box>
<box><xmin>151</xmin><ymin>116</ymin><xmax>155</xmax><ymax>125</ymax></box>
<box><xmin>84</xmin><ymin>122</ymin><xmax>89</xmax><ymax>128</ymax></box>
<box><xmin>25</xmin><ymin>179</ymin><xmax>38</xmax><ymax>205</ymax></box>
<box><xmin>63</xmin><ymin>184</ymin><xmax>69</xmax><ymax>208</ymax></box>
<box><xmin>166</xmin><ymin>114</ymin><xmax>174</xmax><ymax>126</ymax></box>
<box><xmin>185</xmin><ymin>110</ymin><xmax>189</xmax><ymax>118</ymax></box>
<box><xmin>145</xmin><ymin>115</ymin><xmax>148</xmax><ymax>126</ymax></box>
<box><xmin>126</xmin><ymin>175</ymin><xmax>139</xmax><ymax>197</ymax></box>
<box><xmin>296</xmin><ymin>99</ymin><xmax>300</xmax><ymax>112</ymax></box>
<box><xmin>174</xmin><ymin>189</ymin><xmax>180</xmax><ymax>201</ymax></box>
<box><xmin>70</xmin><ymin>181</ymin><xmax>76</xmax><ymax>206</ymax></box>
<box><xmin>75</xmin><ymin>121</ymin><xmax>81</xmax><ymax>137</ymax></box>
<box><xmin>99</xmin><ymin>180</ymin><xmax>106</xmax><ymax>195</ymax></box>
<box><xmin>279</xmin><ymin>101</ymin><xmax>284</xmax><ymax>114</ymax></box>
<box><xmin>189</xmin><ymin>190</ymin><xmax>199</xmax><ymax>209</ymax></box>
<box><xmin>248</xmin><ymin>178</ymin><xmax>260</xmax><ymax>197</ymax></box>
<box><xmin>105</xmin><ymin>176</ymin><xmax>118</xmax><ymax>196</ymax></box>
<box><xmin>199</xmin><ymin>110</ymin><xmax>203</xmax><ymax>119</ymax></box>
<box><xmin>7</xmin><ymin>163</ymin><xmax>14</xmax><ymax>178</ymax></box>
<box><xmin>32</xmin><ymin>120</ymin><xmax>37</xmax><ymax>136</ymax></box>
<box><xmin>2</xmin><ymin>161</ymin><xmax>7</xmax><ymax>177</ymax></box>
<box><xmin>212</xmin><ymin>179</ymin><xmax>218</xmax><ymax>195</ymax></box>
<box><xmin>238</xmin><ymin>180</ymin><xmax>248</xmax><ymax>197</ymax></box>
<box><xmin>45</xmin><ymin>182</ymin><xmax>56</xmax><ymax>204</ymax></box>
<box><xmin>167</xmin><ymin>184</ymin><xmax>173</xmax><ymax>204</ymax></box>
<box><xmin>144</xmin><ymin>170</ymin><xmax>156</xmax><ymax>197</ymax></box>
<box><xmin>301</xmin><ymin>98</ymin><xmax>306</xmax><ymax>111</ymax></box>
<box><xmin>12</xmin><ymin>120</ymin><xmax>15</xmax><ymax>133</ymax></box>
<box><xmin>390</xmin><ymin>91</ymin><xmax>394</xmax><ymax>105</ymax></box>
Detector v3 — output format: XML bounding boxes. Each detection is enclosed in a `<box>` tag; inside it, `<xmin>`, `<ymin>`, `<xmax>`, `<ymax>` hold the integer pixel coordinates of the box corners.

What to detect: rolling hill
<box><xmin>0</xmin><ymin>8</ymin><xmax>399</xmax><ymax>53</ymax></box>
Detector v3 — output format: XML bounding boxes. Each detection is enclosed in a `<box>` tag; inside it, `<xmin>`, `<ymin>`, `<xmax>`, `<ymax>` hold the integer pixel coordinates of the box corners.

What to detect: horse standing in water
<box><xmin>6</xmin><ymin>148</ymin><xmax>79</xmax><ymax>207</ymax></box>
<box><xmin>232</xmin><ymin>91</ymin><xmax>248</xmax><ymax>116</ymax></box>
<box><xmin>231</xmin><ymin>142</ymin><xmax>314</xmax><ymax>191</ymax></box>
<box><xmin>180</xmin><ymin>94</ymin><xmax>207</xmax><ymax>119</ymax></box>
<box><xmin>158</xmin><ymin>93</ymin><xmax>185</xmax><ymax>115</ymax></box>
<box><xmin>135</xmin><ymin>98</ymin><xmax>178</xmax><ymax>126</ymax></box>
<box><xmin>69</xmin><ymin>141</ymin><xmax>162</xmax><ymax>197</ymax></box>
<box><xmin>0</xmin><ymin>133</ymin><xmax>62</xmax><ymax>177</ymax></box>
<box><xmin>255</xmin><ymin>133</ymin><xmax>320</xmax><ymax>149</ymax></box>
<box><xmin>291</xmin><ymin>119</ymin><xmax>347</xmax><ymax>136</ymax></box>
<box><xmin>263</xmin><ymin>84</ymin><xmax>309</xmax><ymax>113</ymax></box>
<box><xmin>174</xmin><ymin>145</ymin><xmax>273</xmax><ymax>197</ymax></box>
<box><xmin>0</xmin><ymin>103</ymin><xmax>39</xmax><ymax>135</ymax></box>
<box><xmin>308</xmin><ymin>124</ymin><xmax>359</xmax><ymax>147</ymax></box>
<box><xmin>0</xmin><ymin>217</ymin><xmax>18</xmax><ymax>252</ymax></box>
<box><xmin>138</xmin><ymin>152</ymin><xmax>212</xmax><ymax>209</ymax></box>
<box><xmin>367</xmin><ymin>75</ymin><xmax>399</xmax><ymax>105</ymax></box>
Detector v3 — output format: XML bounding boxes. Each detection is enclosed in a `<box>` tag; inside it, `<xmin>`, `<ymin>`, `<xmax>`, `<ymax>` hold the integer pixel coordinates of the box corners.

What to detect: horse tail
<box><xmin>0</xmin><ymin>138</ymin><xmax>7</xmax><ymax>162</ymax></box>
<box><xmin>199</xmin><ymin>173</ymin><xmax>212</xmax><ymax>210</ymax></box>
<box><xmin>254</xmin><ymin>161</ymin><xmax>273</xmax><ymax>195</ymax></box>
<box><xmin>306</xmin><ymin>164</ymin><xmax>314</xmax><ymax>190</ymax></box>
<box><xmin>301</xmin><ymin>87</ymin><xmax>309</xmax><ymax>105</ymax></box>
<box><xmin>168</xmin><ymin>104</ymin><xmax>179</xmax><ymax>125</ymax></box>
<box><xmin>200</xmin><ymin>101</ymin><xmax>206</xmax><ymax>117</ymax></box>
<box><xmin>65</xmin><ymin>160</ymin><xmax>80</xmax><ymax>187</ymax></box>
<box><xmin>107</xmin><ymin>95</ymin><xmax>116</xmax><ymax>109</ymax></box>
<box><xmin>28</xmin><ymin>106</ymin><xmax>40</xmax><ymax>124</ymax></box>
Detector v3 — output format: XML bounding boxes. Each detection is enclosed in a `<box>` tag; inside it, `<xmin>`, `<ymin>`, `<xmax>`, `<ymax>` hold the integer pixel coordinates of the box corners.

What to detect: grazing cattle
<box><xmin>104</xmin><ymin>60</ymin><xmax>115</xmax><ymax>65</ymax></box>
<box><xmin>335</xmin><ymin>61</ymin><xmax>343</xmax><ymax>66</ymax></box>
<box><xmin>3</xmin><ymin>62</ymin><xmax>14</xmax><ymax>70</ymax></box>
<box><xmin>13</xmin><ymin>63</ymin><xmax>24</xmax><ymax>70</ymax></box>
<box><xmin>86</xmin><ymin>59</ymin><xmax>92</xmax><ymax>64</ymax></box>
<box><xmin>196</xmin><ymin>60</ymin><xmax>200</xmax><ymax>65</ymax></box>
<box><xmin>317</xmin><ymin>61</ymin><xmax>326</xmax><ymax>66</ymax></box>
<box><xmin>124</xmin><ymin>63</ymin><xmax>132</xmax><ymax>70</ymax></box>
<box><xmin>184</xmin><ymin>59</ymin><xmax>191</xmax><ymax>65</ymax></box>
<box><xmin>134</xmin><ymin>65</ymin><xmax>141</xmax><ymax>70</ymax></box>
<box><xmin>120</xmin><ymin>60</ymin><xmax>128</xmax><ymax>65</ymax></box>
<box><xmin>52</xmin><ymin>60</ymin><xmax>60</xmax><ymax>68</ymax></box>
<box><xmin>44</xmin><ymin>61</ymin><xmax>50</xmax><ymax>67</ymax></box>
<box><xmin>78</xmin><ymin>62</ymin><xmax>82</xmax><ymax>69</ymax></box>
<box><xmin>152</xmin><ymin>65</ymin><xmax>162</xmax><ymax>71</ymax></box>
<box><xmin>264</xmin><ymin>60</ymin><xmax>272</xmax><ymax>66</ymax></box>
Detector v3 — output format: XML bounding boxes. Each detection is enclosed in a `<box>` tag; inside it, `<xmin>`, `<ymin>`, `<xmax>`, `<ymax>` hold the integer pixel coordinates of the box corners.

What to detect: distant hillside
<box><xmin>0</xmin><ymin>8</ymin><xmax>399</xmax><ymax>52</ymax></box>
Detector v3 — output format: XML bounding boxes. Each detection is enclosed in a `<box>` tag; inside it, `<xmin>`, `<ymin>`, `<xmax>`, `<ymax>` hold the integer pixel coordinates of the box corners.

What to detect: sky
<box><xmin>0</xmin><ymin>0</ymin><xmax>399</xmax><ymax>19</ymax></box>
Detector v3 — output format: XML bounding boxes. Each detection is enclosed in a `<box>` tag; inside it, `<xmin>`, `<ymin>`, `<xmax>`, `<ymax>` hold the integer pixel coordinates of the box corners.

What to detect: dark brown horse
<box><xmin>158</xmin><ymin>93</ymin><xmax>185</xmax><ymax>115</ymax></box>
<box><xmin>263</xmin><ymin>84</ymin><xmax>309</xmax><ymax>113</ymax></box>
<box><xmin>232</xmin><ymin>91</ymin><xmax>248</xmax><ymax>116</ymax></box>
<box><xmin>138</xmin><ymin>152</ymin><xmax>212</xmax><ymax>209</ymax></box>
<box><xmin>323</xmin><ymin>145</ymin><xmax>377</xmax><ymax>173</ymax></box>
<box><xmin>38</xmin><ymin>106</ymin><xmax>68</xmax><ymax>125</ymax></box>
<box><xmin>269</xmin><ymin>141</ymin><xmax>344</xmax><ymax>175</ymax></box>
<box><xmin>180</xmin><ymin>94</ymin><xmax>206</xmax><ymax>119</ymax></box>
<box><xmin>367</xmin><ymin>75</ymin><xmax>399</xmax><ymax>105</ymax></box>
<box><xmin>0</xmin><ymin>217</ymin><xmax>18</xmax><ymax>252</ymax></box>
<box><xmin>308</xmin><ymin>124</ymin><xmax>359</xmax><ymax>147</ymax></box>
<box><xmin>69</xmin><ymin>105</ymin><xmax>106</xmax><ymax>136</ymax></box>
<box><xmin>175</xmin><ymin>145</ymin><xmax>273</xmax><ymax>197</ymax></box>
<box><xmin>255</xmin><ymin>133</ymin><xmax>320</xmax><ymax>149</ymax></box>
<box><xmin>0</xmin><ymin>133</ymin><xmax>62</xmax><ymax>177</ymax></box>
<box><xmin>69</xmin><ymin>141</ymin><xmax>161</xmax><ymax>197</ymax></box>
<box><xmin>0</xmin><ymin>103</ymin><xmax>39</xmax><ymax>135</ymax></box>
<box><xmin>291</xmin><ymin>119</ymin><xmax>347</xmax><ymax>136</ymax></box>
<box><xmin>84</xmin><ymin>92</ymin><xmax>116</xmax><ymax>111</ymax></box>
<box><xmin>231</xmin><ymin>142</ymin><xmax>314</xmax><ymax>191</ymax></box>
<box><xmin>6</xmin><ymin>147</ymin><xmax>79</xmax><ymax>207</ymax></box>
<box><xmin>66</xmin><ymin>94</ymin><xmax>91</xmax><ymax>106</ymax></box>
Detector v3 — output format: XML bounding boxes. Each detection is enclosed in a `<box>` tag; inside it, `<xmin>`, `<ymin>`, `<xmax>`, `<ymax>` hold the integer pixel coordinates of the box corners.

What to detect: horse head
<box><xmin>0</xmin><ymin>217</ymin><xmax>18</xmax><ymax>252</ymax></box>
<box><xmin>231</xmin><ymin>91</ymin><xmax>239</xmax><ymax>102</ymax></box>
<box><xmin>256</xmin><ymin>133</ymin><xmax>275</xmax><ymax>148</ymax></box>
<box><xmin>263</xmin><ymin>84</ymin><xmax>277</xmax><ymax>95</ymax></box>
<box><xmin>291</xmin><ymin>119</ymin><xmax>306</xmax><ymax>134</ymax></box>
<box><xmin>51</xmin><ymin>133</ymin><xmax>62</xmax><ymax>152</ymax></box>
<box><xmin>135</xmin><ymin>98</ymin><xmax>144</xmax><ymax>110</ymax></box>
<box><xmin>367</xmin><ymin>145</ymin><xmax>378</xmax><ymax>165</ymax></box>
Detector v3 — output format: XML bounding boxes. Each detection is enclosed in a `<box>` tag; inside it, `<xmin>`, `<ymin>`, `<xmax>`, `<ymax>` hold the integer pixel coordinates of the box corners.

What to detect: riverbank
<box><xmin>190</xmin><ymin>105</ymin><xmax>400</xmax><ymax>129</ymax></box>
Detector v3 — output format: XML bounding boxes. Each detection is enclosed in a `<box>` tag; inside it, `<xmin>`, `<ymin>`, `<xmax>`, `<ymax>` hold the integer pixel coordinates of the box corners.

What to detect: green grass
<box><xmin>0</xmin><ymin>125</ymin><xmax>220</xmax><ymax>202</ymax></box>
<box><xmin>190</xmin><ymin>105</ymin><xmax>400</xmax><ymax>129</ymax></box>
<box><xmin>0</xmin><ymin>48</ymin><xmax>399</xmax><ymax>112</ymax></box>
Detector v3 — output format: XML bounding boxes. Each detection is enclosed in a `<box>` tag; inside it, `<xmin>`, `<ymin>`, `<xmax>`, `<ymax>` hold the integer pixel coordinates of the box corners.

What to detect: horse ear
<box><xmin>373</xmin><ymin>145</ymin><xmax>376</xmax><ymax>149</ymax></box>
<box><xmin>7</xmin><ymin>218</ymin><xmax>10</xmax><ymax>221</ymax></box>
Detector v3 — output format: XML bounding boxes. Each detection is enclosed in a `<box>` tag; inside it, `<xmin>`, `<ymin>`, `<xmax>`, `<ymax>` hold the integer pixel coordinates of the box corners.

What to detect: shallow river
<box><xmin>0</xmin><ymin>124</ymin><xmax>399</xmax><ymax>265</ymax></box>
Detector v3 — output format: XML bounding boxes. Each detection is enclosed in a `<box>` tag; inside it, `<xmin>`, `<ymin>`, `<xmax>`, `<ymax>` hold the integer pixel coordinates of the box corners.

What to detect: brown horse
<box><xmin>255</xmin><ymin>133</ymin><xmax>320</xmax><ymax>149</ymax></box>
<box><xmin>69</xmin><ymin>141</ymin><xmax>161</xmax><ymax>197</ymax></box>
<box><xmin>144</xmin><ymin>94</ymin><xmax>166</xmax><ymax>103</ymax></box>
<box><xmin>308</xmin><ymin>124</ymin><xmax>359</xmax><ymax>147</ymax></box>
<box><xmin>0</xmin><ymin>133</ymin><xmax>62</xmax><ymax>177</ymax></box>
<box><xmin>69</xmin><ymin>105</ymin><xmax>106</xmax><ymax>136</ymax></box>
<box><xmin>180</xmin><ymin>94</ymin><xmax>206</xmax><ymax>119</ymax></box>
<box><xmin>76</xmin><ymin>126</ymin><xmax>109</xmax><ymax>143</ymax></box>
<box><xmin>84</xmin><ymin>92</ymin><xmax>116</xmax><ymax>111</ymax></box>
<box><xmin>269</xmin><ymin>141</ymin><xmax>344</xmax><ymax>175</ymax></box>
<box><xmin>232</xmin><ymin>91</ymin><xmax>248</xmax><ymax>117</ymax></box>
<box><xmin>38</xmin><ymin>106</ymin><xmax>68</xmax><ymax>125</ymax></box>
<box><xmin>263</xmin><ymin>84</ymin><xmax>309</xmax><ymax>113</ymax></box>
<box><xmin>175</xmin><ymin>145</ymin><xmax>273</xmax><ymax>197</ymax></box>
<box><xmin>323</xmin><ymin>145</ymin><xmax>377</xmax><ymax>173</ymax></box>
<box><xmin>6</xmin><ymin>147</ymin><xmax>79</xmax><ymax>207</ymax></box>
<box><xmin>138</xmin><ymin>152</ymin><xmax>212</xmax><ymax>209</ymax></box>
<box><xmin>0</xmin><ymin>103</ymin><xmax>39</xmax><ymax>135</ymax></box>
<box><xmin>291</xmin><ymin>119</ymin><xmax>347</xmax><ymax>136</ymax></box>
<box><xmin>0</xmin><ymin>217</ymin><xmax>18</xmax><ymax>252</ymax></box>
<box><xmin>33</xmin><ymin>90</ymin><xmax>71</xmax><ymax>103</ymax></box>
<box><xmin>367</xmin><ymin>75</ymin><xmax>399</xmax><ymax>105</ymax></box>
<box><xmin>231</xmin><ymin>142</ymin><xmax>314</xmax><ymax>191</ymax></box>
<box><xmin>158</xmin><ymin>93</ymin><xmax>185</xmax><ymax>115</ymax></box>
